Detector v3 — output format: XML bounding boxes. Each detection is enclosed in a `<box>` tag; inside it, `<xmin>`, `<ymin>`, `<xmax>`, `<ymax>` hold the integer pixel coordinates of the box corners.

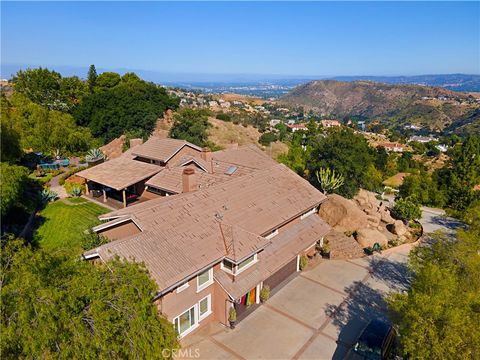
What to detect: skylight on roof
<box><xmin>225</xmin><ymin>166</ymin><xmax>237</xmax><ymax>176</ymax></box>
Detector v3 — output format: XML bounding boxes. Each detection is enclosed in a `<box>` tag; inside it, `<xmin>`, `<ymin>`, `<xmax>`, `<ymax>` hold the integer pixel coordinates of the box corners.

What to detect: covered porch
<box><xmin>76</xmin><ymin>155</ymin><xmax>162</xmax><ymax>208</ymax></box>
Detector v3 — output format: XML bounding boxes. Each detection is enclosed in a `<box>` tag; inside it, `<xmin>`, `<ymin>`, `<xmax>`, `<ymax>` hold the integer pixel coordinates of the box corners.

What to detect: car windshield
<box><xmin>355</xmin><ymin>341</ymin><xmax>382</xmax><ymax>359</ymax></box>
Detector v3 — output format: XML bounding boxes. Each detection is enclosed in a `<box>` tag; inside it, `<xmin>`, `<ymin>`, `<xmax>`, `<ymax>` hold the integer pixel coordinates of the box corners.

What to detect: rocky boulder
<box><xmin>319</xmin><ymin>194</ymin><xmax>369</xmax><ymax>232</ymax></box>
<box><xmin>355</xmin><ymin>228</ymin><xmax>389</xmax><ymax>248</ymax></box>
<box><xmin>354</xmin><ymin>189</ymin><xmax>380</xmax><ymax>211</ymax></box>
<box><xmin>390</xmin><ymin>220</ymin><xmax>408</xmax><ymax>236</ymax></box>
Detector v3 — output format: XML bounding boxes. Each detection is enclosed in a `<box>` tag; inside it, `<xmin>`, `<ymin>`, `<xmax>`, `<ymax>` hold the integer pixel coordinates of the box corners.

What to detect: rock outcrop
<box><xmin>355</xmin><ymin>228</ymin><xmax>389</xmax><ymax>248</ymax></box>
<box><xmin>319</xmin><ymin>194</ymin><xmax>369</xmax><ymax>232</ymax></box>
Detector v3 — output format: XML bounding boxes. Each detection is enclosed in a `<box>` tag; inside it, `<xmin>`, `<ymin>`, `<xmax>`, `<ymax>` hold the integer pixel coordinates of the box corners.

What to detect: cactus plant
<box><xmin>70</xmin><ymin>186</ymin><xmax>82</xmax><ymax>197</ymax></box>
<box><xmin>41</xmin><ymin>189</ymin><xmax>58</xmax><ymax>203</ymax></box>
<box><xmin>85</xmin><ymin>148</ymin><xmax>104</xmax><ymax>162</ymax></box>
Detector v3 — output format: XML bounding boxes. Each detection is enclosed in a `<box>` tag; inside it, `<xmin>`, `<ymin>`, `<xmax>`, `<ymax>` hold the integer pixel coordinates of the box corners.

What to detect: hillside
<box><xmin>279</xmin><ymin>80</ymin><xmax>480</xmax><ymax>133</ymax></box>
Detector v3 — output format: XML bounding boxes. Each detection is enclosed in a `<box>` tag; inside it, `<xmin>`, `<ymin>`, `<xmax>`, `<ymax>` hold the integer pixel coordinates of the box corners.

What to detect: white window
<box><xmin>221</xmin><ymin>259</ymin><xmax>235</xmax><ymax>274</ymax></box>
<box><xmin>265</xmin><ymin>229</ymin><xmax>279</xmax><ymax>239</ymax></box>
<box><xmin>176</xmin><ymin>281</ymin><xmax>190</xmax><ymax>293</ymax></box>
<box><xmin>221</xmin><ymin>254</ymin><xmax>258</xmax><ymax>275</ymax></box>
<box><xmin>237</xmin><ymin>254</ymin><xmax>256</xmax><ymax>272</ymax></box>
<box><xmin>198</xmin><ymin>294</ymin><xmax>212</xmax><ymax>321</ymax></box>
<box><xmin>301</xmin><ymin>207</ymin><xmax>317</xmax><ymax>220</ymax></box>
<box><xmin>173</xmin><ymin>306</ymin><xmax>197</xmax><ymax>337</ymax></box>
<box><xmin>197</xmin><ymin>268</ymin><xmax>213</xmax><ymax>292</ymax></box>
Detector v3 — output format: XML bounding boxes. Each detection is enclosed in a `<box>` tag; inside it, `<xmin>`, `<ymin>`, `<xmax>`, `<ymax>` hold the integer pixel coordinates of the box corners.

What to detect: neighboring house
<box><xmin>321</xmin><ymin>120</ymin><xmax>341</xmax><ymax>128</ymax></box>
<box><xmin>409</xmin><ymin>135</ymin><xmax>438</xmax><ymax>143</ymax></box>
<box><xmin>83</xmin><ymin>147</ymin><xmax>331</xmax><ymax>339</ymax></box>
<box><xmin>270</xmin><ymin>119</ymin><xmax>282</xmax><ymax>127</ymax></box>
<box><xmin>287</xmin><ymin>123</ymin><xmax>307</xmax><ymax>132</ymax></box>
<box><xmin>77</xmin><ymin>138</ymin><xmax>203</xmax><ymax>208</ymax></box>
<box><xmin>379</xmin><ymin>142</ymin><xmax>405</xmax><ymax>153</ymax></box>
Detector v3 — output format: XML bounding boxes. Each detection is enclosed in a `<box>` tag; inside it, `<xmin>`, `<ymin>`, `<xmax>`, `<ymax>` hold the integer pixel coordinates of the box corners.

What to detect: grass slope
<box><xmin>35</xmin><ymin>198</ymin><xmax>109</xmax><ymax>251</ymax></box>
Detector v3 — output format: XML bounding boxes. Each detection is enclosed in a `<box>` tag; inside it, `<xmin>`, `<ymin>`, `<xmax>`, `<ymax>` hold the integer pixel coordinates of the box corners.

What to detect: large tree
<box><xmin>11</xmin><ymin>68</ymin><xmax>87</xmax><ymax>112</ymax></box>
<box><xmin>74</xmin><ymin>74</ymin><xmax>179</xmax><ymax>142</ymax></box>
<box><xmin>0</xmin><ymin>163</ymin><xmax>29</xmax><ymax>218</ymax></box>
<box><xmin>87</xmin><ymin>64</ymin><xmax>98</xmax><ymax>92</ymax></box>
<box><xmin>1</xmin><ymin>239</ymin><xmax>179</xmax><ymax>359</ymax></box>
<box><xmin>3</xmin><ymin>94</ymin><xmax>95</xmax><ymax>154</ymax></box>
<box><xmin>169</xmin><ymin>108</ymin><xmax>211</xmax><ymax>147</ymax></box>
<box><xmin>306</xmin><ymin>128</ymin><xmax>377</xmax><ymax>198</ymax></box>
<box><xmin>388</xmin><ymin>225</ymin><xmax>480</xmax><ymax>358</ymax></box>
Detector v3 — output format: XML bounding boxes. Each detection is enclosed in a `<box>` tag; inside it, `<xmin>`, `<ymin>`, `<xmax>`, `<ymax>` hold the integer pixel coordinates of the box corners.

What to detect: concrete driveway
<box><xmin>419</xmin><ymin>206</ymin><xmax>463</xmax><ymax>235</ymax></box>
<box><xmin>179</xmin><ymin>245</ymin><xmax>412</xmax><ymax>360</ymax></box>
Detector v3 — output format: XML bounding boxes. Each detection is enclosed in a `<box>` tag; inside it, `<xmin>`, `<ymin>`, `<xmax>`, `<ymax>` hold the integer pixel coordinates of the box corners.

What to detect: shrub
<box><xmin>299</xmin><ymin>255</ymin><xmax>308</xmax><ymax>271</ymax></box>
<box><xmin>258</xmin><ymin>132</ymin><xmax>278</xmax><ymax>146</ymax></box>
<box><xmin>393</xmin><ymin>196</ymin><xmax>422</xmax><ymax>223</ymax></box>
<box><xmin>216</xmin><ymin>112</ymin><xmax>231</xmax><ymax>122</ymax></box>
<box><xmin>64</xmin><ymin>181</ymin><xmax>85</xmax><ymax>196</ymax></box>
<box><xmin>41</xmin><ymin>189</ymin><xmax>58</xmax><ymax>203</ymax></box>
<box><xmin>260</xmin><ymin>286</ymin><xmax>270</xmax><ymax>303</ymax></box>
<box><xmin>81</xmin><ymin>230</ymin><xmax>109</xmax><ymax>251</ymax></box>
<box><xmin>59</xmin><ymin>166</ymin><xmax>87</xmax><ymax>185</ymax></box>
<box><xmin>228</xmin><ymin>307</ymin><xmax>237</xmax><ymax>322</ymax></box>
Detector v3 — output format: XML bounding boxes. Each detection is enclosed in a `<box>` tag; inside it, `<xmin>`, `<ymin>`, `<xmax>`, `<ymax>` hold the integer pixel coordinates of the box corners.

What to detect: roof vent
<box><xmin>224</xmin><ymin>165</ymin><xmax>237</xmax><ymax>176</ymax></box>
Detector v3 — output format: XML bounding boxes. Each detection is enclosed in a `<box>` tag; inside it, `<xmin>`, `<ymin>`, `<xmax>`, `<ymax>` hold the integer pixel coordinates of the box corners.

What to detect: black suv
<box><xmin>352</xmin><ymin>319</ymin><xmax>397</xmax><ymax>360</ymax></box>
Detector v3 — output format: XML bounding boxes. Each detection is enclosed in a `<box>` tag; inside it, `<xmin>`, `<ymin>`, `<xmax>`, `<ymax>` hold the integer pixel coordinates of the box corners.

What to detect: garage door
<box><xmin>264</xmin><ymin>257</ymin><xmax>298</xmax><ymax>292</ymax></box>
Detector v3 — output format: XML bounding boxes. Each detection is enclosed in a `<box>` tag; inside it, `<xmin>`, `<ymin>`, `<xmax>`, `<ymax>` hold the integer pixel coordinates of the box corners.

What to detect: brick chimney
<box><xmin>200</xmin><ymin>147</ymin><xmax>213</xmax><ymax>173</ymax></box>
<box><xmin>182</xmin><ymin>168</ymin><xmax>197</xmax><ymax>193</ymax></box>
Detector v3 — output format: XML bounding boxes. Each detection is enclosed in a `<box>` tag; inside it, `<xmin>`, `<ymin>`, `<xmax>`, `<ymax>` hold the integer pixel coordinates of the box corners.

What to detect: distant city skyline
<box><xmin>2</xmin><ymin>1</ymin><xmax>479</xmax><ymax>79</ymax></box>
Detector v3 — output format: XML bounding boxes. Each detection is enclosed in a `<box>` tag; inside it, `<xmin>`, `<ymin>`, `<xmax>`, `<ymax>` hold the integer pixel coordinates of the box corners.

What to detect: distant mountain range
<box><xmin>2</xmin><ymin>63</ymin><xmax>479</xmax><ymax>92</ymax></box>
<box><xmin>280</xmin><ymin>80</ymin><xmax>480</xmax><ymax>135</ymax></box>
<box><xmin>327</xmin><ymin>74</ymin><xmax>480</xmax><ymax>92</ymax></box>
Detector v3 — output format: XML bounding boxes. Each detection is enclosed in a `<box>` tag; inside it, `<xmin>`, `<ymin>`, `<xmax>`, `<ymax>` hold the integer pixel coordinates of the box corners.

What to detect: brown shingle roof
<box><xmin>76</xmin><ymin>153</ymin><xmax>162</xmax><ymax>190</ymax></box>
<box><xmin>131</xmin><ymin>138</ymin><xmax>201</xmax><ymax>162</ymax></box>
<box><xmin>146</xmin><ymin>166</ymin><xmax>228</xmax><ymax>194</ymax></box>
<box><xmin>212</xmin><ymin>145</ymin><xmax>278</xmax><ymax>170</ymax></box>
<box><xmin>93</xmin><ymin>164</ymin><xmax>328</xmax><ymax>292</ymax></box>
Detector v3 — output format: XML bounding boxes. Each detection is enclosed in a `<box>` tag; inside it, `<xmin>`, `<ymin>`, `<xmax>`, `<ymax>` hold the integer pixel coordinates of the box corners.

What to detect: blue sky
<box><xmin>1</xmin><ymin>1</ymin><xmax>479</xmax><ymax>77</ymax></box>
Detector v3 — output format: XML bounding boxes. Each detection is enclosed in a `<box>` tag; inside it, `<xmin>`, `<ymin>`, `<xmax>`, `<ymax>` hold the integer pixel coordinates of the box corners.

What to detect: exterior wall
<box><xmin>97</xmin><ymin>221</ymin><xmax>141</xmax><ymax>240</ymax></box>
<box><xmin>167</xmin><ymin>146</ymin><xmax>202</xmax><ymax>167</ymax></box>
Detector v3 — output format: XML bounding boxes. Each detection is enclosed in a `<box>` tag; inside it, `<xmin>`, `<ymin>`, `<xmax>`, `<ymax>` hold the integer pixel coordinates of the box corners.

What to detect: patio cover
<box><xmin>76</xmin><ymin>155</ymin><xmax>162</xmax><ymax>191</ymax></box>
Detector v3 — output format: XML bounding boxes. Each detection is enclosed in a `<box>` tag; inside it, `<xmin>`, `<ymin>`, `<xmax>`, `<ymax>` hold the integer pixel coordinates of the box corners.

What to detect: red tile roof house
<box><xmin>320</xmin><ymin>120</ymin><xmax>341</xmax><ymax>128</ymax></box>
<box><xmin>83</xmin><ymin>142</ymin><xmax>332</xmax><ymax>339</ymax></box>
<box><xmin>379</xmin><ymin>142</ymin><xmax>405</xmax><ymax>153</ymax></box>
<box><xmin>287</xmin><ymin>123</ymin><xmax>307</xmax><ymax>132</ymax></box>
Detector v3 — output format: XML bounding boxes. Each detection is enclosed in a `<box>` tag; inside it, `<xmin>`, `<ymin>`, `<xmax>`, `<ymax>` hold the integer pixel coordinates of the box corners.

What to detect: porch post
<box><xmin>85</xmin><ymin>182</ymin><xmax>90</xmax><ymax>195</ymax></box>
<box><xmin>123</xmin><ymin>189</ymin><xmax>127</xmax><ymax>208</ymax></box>
<box><xmin>103</xmin><ymin>189</ymin><xmax>107</xmax><ymax>203</ymax></box>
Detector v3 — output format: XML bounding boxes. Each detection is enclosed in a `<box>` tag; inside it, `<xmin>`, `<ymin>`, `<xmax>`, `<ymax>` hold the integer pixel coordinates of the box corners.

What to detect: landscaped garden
<box><xmin>34</xmin><ymin>197</ymin><xmax>109</xmax><ymax>251</ymax></box>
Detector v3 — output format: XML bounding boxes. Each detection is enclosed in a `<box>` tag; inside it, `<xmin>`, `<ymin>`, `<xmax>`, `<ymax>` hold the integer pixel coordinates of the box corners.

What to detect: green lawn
<box><xmin>35</xmin><ymin>198</ymin><xmax>109</xmax><ymax>251</ymax></box>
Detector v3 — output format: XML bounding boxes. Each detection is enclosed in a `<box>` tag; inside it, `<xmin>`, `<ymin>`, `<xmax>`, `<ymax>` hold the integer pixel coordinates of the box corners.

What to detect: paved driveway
<box><xmin>419</xmin><ymin>206</ymin><xmax>463</xmax><ymax>235</ymax></box>
<box><xmin>179</xmin><ymin>245</ymin><xmax>412</xmax><ymax>360</ymax></box>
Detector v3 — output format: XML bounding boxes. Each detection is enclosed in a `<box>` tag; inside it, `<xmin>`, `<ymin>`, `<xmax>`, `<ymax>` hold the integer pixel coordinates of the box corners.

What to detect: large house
<box><xmin>83</xmin><ymin>140</ymin><xmax>332</xmax><ymax>339</ymax></box>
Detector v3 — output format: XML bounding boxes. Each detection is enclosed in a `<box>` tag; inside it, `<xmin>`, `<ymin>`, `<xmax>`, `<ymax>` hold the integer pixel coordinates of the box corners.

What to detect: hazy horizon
<box><xmin>2</xmin><ymin>2</ymin><xmax>479</xmax><ymax>79</ymax></box>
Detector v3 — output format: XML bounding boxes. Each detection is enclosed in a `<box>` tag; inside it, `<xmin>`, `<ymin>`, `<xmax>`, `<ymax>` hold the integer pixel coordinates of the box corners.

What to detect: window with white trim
<box><xmin>173</xmin><ymin>306</ymin><xmax>197</xmax><ymax>337</ymax></box>
<box><xmin>301</xmin><ymin>207</ymin><xmax>317</xmax><ymax>220</ymax></box>
<box><xmin>237</xmin><ymin>254</ymin><xmax>256</xmax><ymax>272</ymax></box>
<box><xmin>198</xmin><ymin>294</ymin><xmax>212</xmax><ymax>321</ymax></box>
<box><xmin>197</xmin><ymin>268</ymin><xmax>213</xmax><ymax>292</ymax></box>
<box><xmin>221</xmin><ymin>259</ymin><xmax>235</xmax><ymax>274</ymax></box>
<box><xmin>265</xmin><ymin>229</ymin><xmax>279</xmax><ymax>239</ymax></box>
<box><xmin>176</xmin><ymin>281</ymin><xmax>190</xmax><ymax>293</ymax></box>
<box><xmin>221</xmin><ymin>254</ymin><xmax>258</xmax><ymax>275</ymax></box>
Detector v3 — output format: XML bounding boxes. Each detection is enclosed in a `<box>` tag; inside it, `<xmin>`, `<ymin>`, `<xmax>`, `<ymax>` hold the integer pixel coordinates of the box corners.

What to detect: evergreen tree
<box><xmin>87</xmin><ymin>64</ymin><xmax>97</xmax><ymax>92</ymax></box>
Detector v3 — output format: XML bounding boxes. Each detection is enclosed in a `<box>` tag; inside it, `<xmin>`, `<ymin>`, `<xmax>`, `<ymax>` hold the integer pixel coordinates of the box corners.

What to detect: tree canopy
<box><xmin>306</xmin><ymin>128</ymin><xmax>378</xmax><ymax>198</ymax></box>
<box><xmin>0</xmin><ymin>163</ymin><xmax>29</xmax><ymax>218</ymax></box>
<box><xmin>388</xmin><ymin>224</ymin><xmax>480</xmax><ymax>358</ymax></box>
<box><xmin>1</xmin><ymin>239</ymin><xmax>179</xmax><ymax>359</ymax></box>
<box><xmin>2</xmin><ymin>93</ymin><xmax>95</xmax><ymax>154</ymax></box>
<box><xmin>11</xmin><ymin>68</ymin><xmax>87</xmax><ymax>112</ymax></box>
<box><xmin>169</xmin><ymin>108</ymin><xmax>211</xmax><ymax>147</ymax></box>
<box><xmin>74</xmin><ymin>75</ymin><xmax>179</xmax><ymax>142</ymax></box>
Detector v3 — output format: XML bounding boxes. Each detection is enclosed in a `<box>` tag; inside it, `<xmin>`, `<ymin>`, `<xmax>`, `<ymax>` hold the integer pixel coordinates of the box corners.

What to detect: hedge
<box><xmin>59</xmin><ymin>166</ymin><xmax>87</xmax><ymax>185</ymax></box>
